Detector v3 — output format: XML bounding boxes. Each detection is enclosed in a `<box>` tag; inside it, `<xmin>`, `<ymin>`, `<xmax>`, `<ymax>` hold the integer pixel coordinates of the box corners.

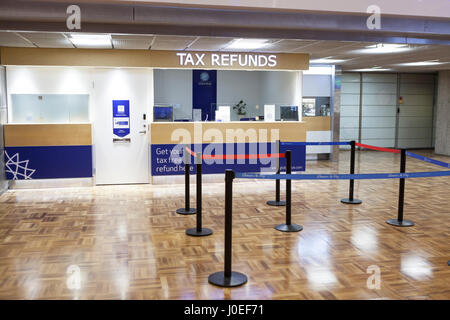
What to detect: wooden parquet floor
<box><xmin>0</xmin><ymin>150</ymin><xmax>449</xmax><ymax>300</ymax></box>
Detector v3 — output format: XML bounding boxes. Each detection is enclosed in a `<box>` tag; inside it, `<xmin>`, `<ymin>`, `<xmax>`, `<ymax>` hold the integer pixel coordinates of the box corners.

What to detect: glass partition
<box><xmin>302</xmin><ymin>97</ymin><xmax>330</xmax><ymax>117</ymax></box>
<box><xmin>211</xmin><ymin>103</ymin><xmax>300</xmax><ymax>122</ymax></box>
<box><xmin>10</xmin><ymin>94</ymin><xmax>90</xmax><ymax>123</ymax></box>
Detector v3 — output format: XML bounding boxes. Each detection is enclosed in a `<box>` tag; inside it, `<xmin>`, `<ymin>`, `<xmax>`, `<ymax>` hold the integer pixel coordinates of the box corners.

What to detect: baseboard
<box><xmin>8</xmin><ymin>178</ymin><xmax>94</xmax><ymax>189</ymax></box>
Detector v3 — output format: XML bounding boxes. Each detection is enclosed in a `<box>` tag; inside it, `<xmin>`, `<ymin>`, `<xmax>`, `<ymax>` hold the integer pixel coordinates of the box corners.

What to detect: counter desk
<box><xmin>150</xmin><ymin>118</ymin><xmax>331</xmax><ymax>178</ymax></box>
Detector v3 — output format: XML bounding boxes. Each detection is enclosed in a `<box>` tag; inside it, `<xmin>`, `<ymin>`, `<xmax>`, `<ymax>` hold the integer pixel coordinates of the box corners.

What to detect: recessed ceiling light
<box><xmin>225</xmin><ymin>38</ymin><xmax>270</xmax><ymax>50</ymax></box>
<box><xmin>310</xmin><ymin>57</ymin><xmax>347</xmax><ymax>64</ymax></box>
<box><xmin>355</xmin><ymin>43</ymin><xmax>411</xmax><ymax>54</ymax></box>
<box><xmin>69</xmin><ymin>33</ymin><xmax>112</xmax><ymax>47</ymax></box>
<box><xmin>398</xmin><ymin>60</ymin><xmax>446</xmax><ymax>66</ymax></box>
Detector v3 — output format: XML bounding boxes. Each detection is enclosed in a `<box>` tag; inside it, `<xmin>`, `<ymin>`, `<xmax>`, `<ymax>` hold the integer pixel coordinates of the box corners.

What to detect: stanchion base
<box><xmin>386</xmin><ymin>219</ymin><xmax>414</xmax><ymax>227</ymax></box>
<box><xmin>275</xmin><ymin>223</ymin><xmax>303</xmax><ymax>232</ymax></box>
<box><xmin>266</xmin><ymin>200</ymin><xmax>286</xmax><ymax>207</ymax></box>
<box><xmin>176</xmin><ymin>208</ymin><xmax>196</xmax><ymax>215</ymax></box>
<box><xmin>208</xmin><ymin>271</ymin><xmax>248</xmax><ymax>287</ymax></box>
<box><xmin>341</xmin><ymin>198</ymin><xmax>362</xmax><ymax>205</ymax></box>
<box><xmin>186</xmin><ymin>227</ymin><xmax>213</xmax><ymax>237</ymax></box>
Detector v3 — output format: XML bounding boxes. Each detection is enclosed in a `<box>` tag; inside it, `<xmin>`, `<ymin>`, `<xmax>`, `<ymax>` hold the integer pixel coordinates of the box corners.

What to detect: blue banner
<box><xmin>5</xmin><ymin>146</ymin><xmax>93</xmax><ymax>180</ymax></box>
<box><xmin>406</xmin><ymin>151</ymin><xmax>450</xmax><ymax>169</ymax></box>
<box><xmin>235</xmin><ymin>171</ymin><xmax>450</xmax><ymax>180</ymax></box>
<box><xmin>193</xmin><ymin>70</ymin><xmax>217</xmax><ymax>121</ymax></box>
<box><xmin>112</xmin><ymin>100</ymin><xmax>130</xmax><ymax>138</ymax></box>
<box><xmin>281</xmin><ymin>141</ymin><xmax>350</xmax><ymax>146</ymax></box>
<box><xmin>151</xmin><ymin>142</ymin><xmax>306</xmax><ymax>176</ymax></box>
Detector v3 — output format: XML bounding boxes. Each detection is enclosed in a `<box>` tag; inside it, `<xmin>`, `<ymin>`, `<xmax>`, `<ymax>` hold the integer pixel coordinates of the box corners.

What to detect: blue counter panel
<box><xmin>5</xmin><ymin>146</ymin><xmax>93</xmax><ymax>180</ymax></box>
<box><xmin>151</xmin><ymin>143</ymin><xmax>305</xmax><ymax>176</ymax></box>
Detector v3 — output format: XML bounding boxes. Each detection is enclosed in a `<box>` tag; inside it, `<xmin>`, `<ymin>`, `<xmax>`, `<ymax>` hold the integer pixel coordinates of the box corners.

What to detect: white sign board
<box><xmin>264</xmin><ymin>105</ymin><xmax>276</xmax><ymax>122</ymax></box>
<box><xmin>215</xmin><ymin>106</ymin><xmax>231</xmax><ymax>122</ymax></box>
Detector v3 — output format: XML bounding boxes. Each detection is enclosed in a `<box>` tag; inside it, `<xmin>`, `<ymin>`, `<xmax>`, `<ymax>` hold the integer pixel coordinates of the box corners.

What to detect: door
<box><xmin>396</xmin><ymin>74</ymin><xmax>435</xmax><ymax>149</ymax></box>
<box><xmin>93</xmin><ymin>68</ymin><xmax>152</xmax><ymax>185</ymax></box>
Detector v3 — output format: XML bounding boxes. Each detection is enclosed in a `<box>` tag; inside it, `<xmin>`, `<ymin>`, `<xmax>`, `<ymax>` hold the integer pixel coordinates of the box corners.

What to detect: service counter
<box><xmin>150</xmin><ymin>119</ymin><xmax>331</xmax><ymax>178</ymax></box>
<box><xmin>3</xmin><ymin>123</ymin><xmax>93</xmax><ymax>181</ymax></box>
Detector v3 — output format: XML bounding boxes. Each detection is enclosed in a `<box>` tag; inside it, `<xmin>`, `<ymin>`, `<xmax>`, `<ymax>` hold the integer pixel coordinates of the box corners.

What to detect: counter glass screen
<box><xmin>280</xmin><ymin>106</ymin><xmax>299</xmax><ymax>121</ymax></box>
<box><xmin>153</xmin><ymin>106</ymin><xmax>173</xmax><ymax>122</ymax></box>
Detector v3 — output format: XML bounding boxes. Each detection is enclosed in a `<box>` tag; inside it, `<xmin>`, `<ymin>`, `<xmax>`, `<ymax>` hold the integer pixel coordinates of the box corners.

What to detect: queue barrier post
<box><xmin>208</xmin><ymin>169</ymin><xmax>247</xmax><ymax>287</ymax></box>
<box><xmin>341</xmin><ymin>140</ymin><xmax>362</xmax><ymax>205</ymax></box>
<box><xmin>186</xmin><ymin>152</ymin><xmax>213</xmax><ymax>236</ymax></box>
<box><xmin>387</xmin><ymin>148</ymin><xmax>414</xmax><ymax>227</ymax></box>
<box><xmin>176</xmin><ymin>144</ymin><xmax>196</xmax><ymax>215</ymax></box>
<box><xmin>267</xmin><ymin>140</ymin><xmax>286</xmax><ymax>207</ymax></box>
<box><xmin>275</xmin><ymin>150</ymin><xmax>303</xmax><ymax>233</ymax></box>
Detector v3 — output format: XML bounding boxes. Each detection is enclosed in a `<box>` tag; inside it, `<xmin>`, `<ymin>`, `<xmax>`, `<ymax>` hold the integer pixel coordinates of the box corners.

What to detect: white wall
<box><xmin>217</xmin><ymin>70</ymin><xmax>261</xmax><ymax>121</ymax></box>
<box><xmin>302</xmin><ymin>74</ymin><xmax>331</xmax><ymax>97</ymax></box>
<box><xmin>154</xmin><ymin>69</ymin><xmax>192</xmax><ymax>120</ymax></box>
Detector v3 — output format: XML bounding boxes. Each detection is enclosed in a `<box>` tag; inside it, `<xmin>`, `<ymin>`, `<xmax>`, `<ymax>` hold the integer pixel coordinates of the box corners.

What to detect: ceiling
<box><xmin>1</xmin><ymin>31</ymin><xmax>449</xmax><ymax>72</ymax></box>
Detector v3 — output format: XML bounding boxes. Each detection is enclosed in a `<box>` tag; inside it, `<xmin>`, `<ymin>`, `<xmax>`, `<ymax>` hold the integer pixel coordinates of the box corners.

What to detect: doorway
<box><xmin>93</xmin><ymin>68</ymin><xmax>153</xmax><ymax>185</ymax></box>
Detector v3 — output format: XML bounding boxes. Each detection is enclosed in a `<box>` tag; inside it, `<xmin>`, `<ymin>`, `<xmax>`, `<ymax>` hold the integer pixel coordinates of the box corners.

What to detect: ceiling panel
<box><xmin>112</xmin><ymin>34</ymin><xmax>154</xmax><ymax>50</ymax></box>
<box><xmin>151</xmin><ymin>35</ymin><xmax>197</xmax><ymax>50</ymax></box>
<box><xmin>187</xmin><ymin>37</ymin><xmax>234</xmax><ymax>51</ymax></box>
<box><xmin>0</xmin><ymin>32</ymin><xmax>35</xmax><ymax>47</ymax></box>
<box><xmin>261</xmin><ymin>39</ymin><xmax>317</xmax><ymax>53</ymax></box>
<box><xmin>20</xmin><ymin>32</ymin><xmax>73</xmax><ymax>48</ymax></box>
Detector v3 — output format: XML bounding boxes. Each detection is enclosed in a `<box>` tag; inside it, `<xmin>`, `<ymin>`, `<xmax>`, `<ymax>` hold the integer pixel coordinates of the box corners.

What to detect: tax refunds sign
<box><xmin>0</xmin><ymin>48</ymin><xmax>309</xmax><ymax>71</ymax></box>
<box><xmin>167</xmin><ymin>51</ymin><xmax>309</xmax><ymax>70</ymax></box>
<box><xmin>149</xmin><ymin>50</ymin><xmax>309</xmax><ymax>71</ymax></box>
<box><xmin>176</xmin><ymin>52</ymin><xmax>277</xmax><ymax>68</ymax></box>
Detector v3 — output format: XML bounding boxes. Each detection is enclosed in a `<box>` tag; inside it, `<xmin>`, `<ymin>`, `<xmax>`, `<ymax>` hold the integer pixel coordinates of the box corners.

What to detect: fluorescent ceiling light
<box><xmin>349</xmin><ymin>67</ymin><xmax>392</xmax><ymax>72</ymax></box>
<box><xmin>310</xmin><ymin>57</ymin><xmax>347</xmax><ymax>64</ymax></box>
<box><xmin>69</xmin><ymin>33</ymin><xmax>112</xmax><ymax>47</ymax></box>
<box><xmin>303</xmin><ymin>66</ymin><xmax>333</xmax><ymax>75</ymax></box>
<box><xmin>398</xmin><ymin>60</ymin><xmax>446</xmax><ymax>66</ymax></box>
<box><xmin>225</xmin><ymin>38</ymin><xmax>270</xmax><ymax>50</ymax></box>
<box><xmin>356</xmin><ymin>43</ymin><xmax>411</xmax><ymax>54</ymax></box>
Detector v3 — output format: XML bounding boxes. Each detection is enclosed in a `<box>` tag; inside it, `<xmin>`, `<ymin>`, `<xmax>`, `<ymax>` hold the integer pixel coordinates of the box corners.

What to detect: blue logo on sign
<box><xmin>200</xmin><ymin>72</ymin><xmax>209</xmax><ymax>82</ymax></box>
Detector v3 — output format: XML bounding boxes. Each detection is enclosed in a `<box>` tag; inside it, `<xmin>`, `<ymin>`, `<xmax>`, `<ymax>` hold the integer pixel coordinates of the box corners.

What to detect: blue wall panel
<box><xmin>193</xmin><ymin>70</ymin><xmax>217</xmax><ymax>121</ymax></box>
<box><xmin>5</xmin><ymin>145</ymin><xmax>93</xmax><ymax>180</ymax></box>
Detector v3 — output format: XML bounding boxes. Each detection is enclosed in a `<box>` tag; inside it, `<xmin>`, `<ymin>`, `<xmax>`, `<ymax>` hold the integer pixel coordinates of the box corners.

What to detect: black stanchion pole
<box><xmin>186</xmin><ymin>153</ymin><xmax>212</xmax><ymax>236</ymax></box>
<box><xmin>176</xmin><ymin>145</ymin><xmax>196</xmax><ymax>215</ymax></box>
<box><xmin>341</xmin><ymin>140</ymin><xmax>362</xmax><ymax>204</ymax></box>
<box><xmin>275</xmin><ymin>150</ymin><xmax>303</xmax><ymax>232</ymax></box>
<box><xmin>387</xmin><ymin>148</ymin><xmax>414</xmax><ymax>227</ymax></box>
<box><xmin>208</xmin><ymin>170</ymin><xmax>247</xmax><ymax>287</ymax></box>
<box><xmin>267</xmin><ymin>139</ymin><xmax>286</xmax><ymax>207</ymax></box>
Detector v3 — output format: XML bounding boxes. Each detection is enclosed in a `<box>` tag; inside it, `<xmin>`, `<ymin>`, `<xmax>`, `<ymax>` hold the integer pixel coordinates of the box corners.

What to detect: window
<box><xmin>9</xmin><ymin>94</ymin><xmax>90</xmax><ymax>123</ymax></box>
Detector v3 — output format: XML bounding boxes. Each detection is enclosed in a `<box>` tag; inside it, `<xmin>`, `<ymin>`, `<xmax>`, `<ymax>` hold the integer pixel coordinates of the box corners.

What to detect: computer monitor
<box><xmin>153</xmin><ymin>106</ymin><xmax>173</xmax><ymax>122</ymax></box>
<box><xmin>280</xmin><ymin>106</ymin><xmax>299</xmax><ymax>121</ymax></box>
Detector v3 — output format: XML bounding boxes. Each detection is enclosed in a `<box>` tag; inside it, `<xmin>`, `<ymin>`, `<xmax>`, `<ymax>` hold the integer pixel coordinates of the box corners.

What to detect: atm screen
<box><xmin>153</xmin><ymin>106</ymin><xmax>173</xmax><ymax>122</ymax></box>
<box><xmin>280</xmin><ymin>106</ymin><xmax>299</xmax><ymax>121</ymax></box>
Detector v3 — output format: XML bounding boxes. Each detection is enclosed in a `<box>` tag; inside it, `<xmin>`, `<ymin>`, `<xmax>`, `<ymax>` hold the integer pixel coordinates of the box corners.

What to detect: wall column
<box><xmin>435</xmin><ymin>71</ymin><xmax>450</xmax><ymax>156</ymax></box>
<box><xmin>331</xmin><ymin>65</ymin><xmax>341</xmax><ymax>161</ymax></box>
<box><xmin>0</xmin><ymin>66</ymin><xmax>8</xmax><ymax>194</ymax></box>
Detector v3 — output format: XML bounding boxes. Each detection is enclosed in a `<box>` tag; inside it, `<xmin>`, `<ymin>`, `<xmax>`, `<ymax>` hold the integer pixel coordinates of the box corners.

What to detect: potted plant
<box><xmin>233</xmin><ymin>99</ymin><xmax>247</xmax><ymax>117</ymax></box>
